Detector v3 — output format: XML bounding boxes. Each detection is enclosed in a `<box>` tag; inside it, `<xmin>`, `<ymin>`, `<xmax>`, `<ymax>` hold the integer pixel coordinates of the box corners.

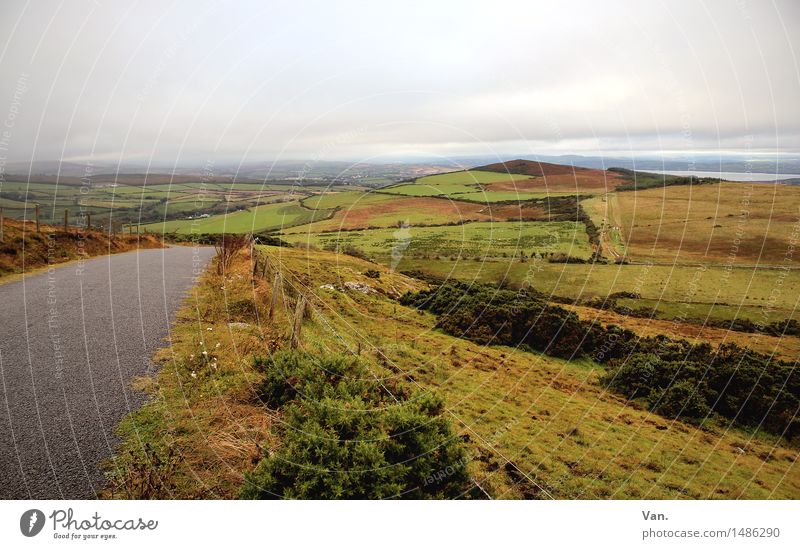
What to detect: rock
<box><xmin>319</xmin><ymin>284</ymin><xmax>336</xmax><ymax>290</ymax></box>
<box><xmin>227</xmin><ymin>322</ymin><xmax>251</xmax><ymax>329</ymax></box>
<box><xmin>344</xmin><ymin>281</ymin><xmax>376</xmax><ymax>294</ymax></box>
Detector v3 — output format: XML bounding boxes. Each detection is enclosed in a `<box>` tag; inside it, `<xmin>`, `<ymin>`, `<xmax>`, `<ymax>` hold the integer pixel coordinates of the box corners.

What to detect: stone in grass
<box><xmin>227</xmin><ymin>322</ymin><xmax>252</xmax><ymax>329</ymax></box>
<box><xmin>343</xmin><ymin>281</ymin><xmax>376</xmax><ymax>294</ymax></box>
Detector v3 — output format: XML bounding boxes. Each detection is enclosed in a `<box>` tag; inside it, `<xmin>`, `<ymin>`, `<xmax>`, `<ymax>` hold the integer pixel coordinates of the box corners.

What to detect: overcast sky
<box><xmin>0</xmin><ymin>0</ymin><xmax>798</xmax><ymax>167</ymax></box>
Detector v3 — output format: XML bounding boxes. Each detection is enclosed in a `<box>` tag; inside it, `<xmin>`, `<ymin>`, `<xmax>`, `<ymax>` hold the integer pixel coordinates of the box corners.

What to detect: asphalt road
<box><xmin>0</xmin><ymin>246</ymin><xmax>214</xmax><ymax>499</ymax></box>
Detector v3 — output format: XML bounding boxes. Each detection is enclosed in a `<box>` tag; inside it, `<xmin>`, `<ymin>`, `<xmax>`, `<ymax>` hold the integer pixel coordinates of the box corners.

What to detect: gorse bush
<box><xmin>401</xmin><ymin>281</ymin><xmax>800</xmax><ymax>439</ymax></box>
<box><xmin>603</xmin><ymin>342</ymin><xmax>800</xmax><ymax>437</ymax></box>
<box><xmin>241</xmin><ymin>351</ymin><xmax>471</xmax><ymax>499</ymax></box>
<box><xmin>400</xmin><ymin>280</ymin><xmax>637</xmax><ymax>360</ymax></box>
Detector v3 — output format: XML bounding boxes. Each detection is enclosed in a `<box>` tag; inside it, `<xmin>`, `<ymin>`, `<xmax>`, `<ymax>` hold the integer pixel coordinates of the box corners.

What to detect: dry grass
<box><xmin>104</xmin><ymin>246</ymin><xmax>285</xmax><ymax>498</ymax></box>
<box><xmin>608</xmin><ymin>183</ymin><xmax>800</xmax><ymax>265</ymax></box>
<box><xmin>0</xmin><ymin>218</ymin><xmax>162</xmax><ymax>278</ymax></box>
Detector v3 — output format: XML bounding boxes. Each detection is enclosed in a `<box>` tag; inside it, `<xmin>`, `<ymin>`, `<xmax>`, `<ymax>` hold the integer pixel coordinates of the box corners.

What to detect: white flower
<box><xmin>191</xmin><ymin>371</ymin><xmax>197</xmax><ymax>378</ymax></box>
<box><xmin>189</xmin><ymin>354</ymin><xmax>194</xmax><ymax>359</ymax></box>
<box><xmin>207</xmin><ymin>327</ymin><xmax>213</xmax><ymax>331</ymax></box>
<box><xmin>215</xmin><ymin>342</ymin><xmax>221</xmax><ymax>348</ymax></box>
<box><xmin>202</xmin><ymin>351</ymin><xmax>208</xmax><ymax>355</ymax></box>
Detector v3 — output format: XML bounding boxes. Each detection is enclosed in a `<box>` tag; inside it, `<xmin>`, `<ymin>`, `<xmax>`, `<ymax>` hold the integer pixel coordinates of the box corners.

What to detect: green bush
<box><xmin>401</xmin><ymin>281</ymin><xmax>800</xmax><ymax>439</ymax></box>
<box><xmin>242</xmin><ymin>352</ymin><xmax>471</xmax><ymax>499</ymax></box>
<box><xmin>653</xmin><ymin>380</ymin><xmax>711</xmax><ymax>420</ymax></box>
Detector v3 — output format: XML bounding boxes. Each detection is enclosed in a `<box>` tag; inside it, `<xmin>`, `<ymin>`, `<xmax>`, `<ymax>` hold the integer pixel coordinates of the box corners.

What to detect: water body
<box><xmin>643</xmin><ymin>170</ymin><xmax>800</xmax><ymax>182</ymax></box>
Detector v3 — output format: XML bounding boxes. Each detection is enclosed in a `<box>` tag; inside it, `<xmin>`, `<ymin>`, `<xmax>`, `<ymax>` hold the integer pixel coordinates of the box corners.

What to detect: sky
<box><xmin>0</xmin><ymin>0</ymin><xmax>798</xmax><ymax>168</ymax></box>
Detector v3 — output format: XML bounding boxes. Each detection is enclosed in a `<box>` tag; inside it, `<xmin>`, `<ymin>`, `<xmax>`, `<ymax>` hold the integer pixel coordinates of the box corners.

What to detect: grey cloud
<box><xmin>0</xmin><ymin>0</ymin><xmax>798</xmax><ymax>168</ymax></box>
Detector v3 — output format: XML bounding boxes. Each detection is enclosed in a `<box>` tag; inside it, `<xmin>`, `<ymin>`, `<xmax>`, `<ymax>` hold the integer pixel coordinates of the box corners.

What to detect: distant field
<box><xmin>283</xmin><ymin>221</ymin><xmax>593</xmax><ymax>262</ymax></box>
<box><xmin>383</xmin><ymin>169</ymin><xmax>600</xmax><ymax>202</ymax></box>
<box><xmin>590</xmin><ymin>182</ymin><xmax>800</xmax><ymax>265</ymax></box>
<box><xmin>383</xmin><ymin>170</ymin><xmax>534</xmax><ymax>199</ymax></box>
<box><xmin>286</xmin><ymin>191</ymin><xmax>564</xmax><ymax>233</ymax></box>
<box><xmin>0</xmin><ymin>179</ymin><xmax>320</xmax><ymax>227</ymax></box>
<box><xmin>394</xmin><ymin>260</ymin><xmax>800</xmax><ymax>323</ymax></box>
<box><xmin>142</xmin><ymin>201</ymin><xmax>334</xmax><ymax>234</ymax></box>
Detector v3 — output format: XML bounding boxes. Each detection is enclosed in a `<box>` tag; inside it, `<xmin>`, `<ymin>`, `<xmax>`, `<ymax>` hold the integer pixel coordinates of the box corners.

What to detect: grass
<box><xmin>383</xmin><ymin>170</ymin><xmax>533</xmax><ymax>198</ymax></box>
<box><xmin>564</xmin><ymin>303</ymin><xmax>800</xmax><ymax>362</ymax></box>
<box><xmin>0</xmin><ymin>178</ymin><xmax>319</xmax><ymax>228</ymax></box>
<box><xmin>0</xmin><ymin>218</ymin><xmax>163</xmax><ymax>278</ymax></box>
<box><xmin>283</xmin><ymin>221</ymin><xmax>593</xmax><ymax>262</ymax></box>
<box><xmin>393</xmin><ymin>260</ymin><xmax>800</xmax><ymax>322</ymax></box>
<box><xmin>607</xmin><ymin>182</ymin><xmax>800</xmax><ymax>265</ymax></box>
<box><xmin>106</xmin><ymin>245</ymin><xmax>800</xmax><ymax>499</ymax></box>
<box><xmin>141</xmin><ymin>201</ymin><xmax>335</xmax><ymax>234</ymax></box>
<box><xmin>451</xmin><ymin>190</ymin><xmax>567</xmax><ymax>202</ymax></box>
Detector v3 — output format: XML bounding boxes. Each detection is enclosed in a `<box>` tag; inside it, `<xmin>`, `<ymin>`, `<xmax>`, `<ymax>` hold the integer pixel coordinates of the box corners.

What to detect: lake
<box><xmin>644</xmin><ymin>170</ymin><xmax>800</xmax><ymax>182</ymax></box>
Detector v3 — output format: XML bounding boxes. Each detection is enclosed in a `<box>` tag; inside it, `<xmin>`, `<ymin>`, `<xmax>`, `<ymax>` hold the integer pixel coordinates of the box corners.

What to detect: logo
<box><xmin>20</xmin><ymin>509</ymin><xmax>45</xmax><ymax>537</ymax></box>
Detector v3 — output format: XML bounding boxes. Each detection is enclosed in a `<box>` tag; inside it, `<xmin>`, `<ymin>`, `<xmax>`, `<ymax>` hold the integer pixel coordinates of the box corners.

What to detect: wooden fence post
<box><xmin>35</xmin><ymin>204</ymin><xmax>40</xmax><ymax>233</ymax></box>
<box><xmin>0</xmin><ymin>207</ymin><xmax>4</xmax><ymax>243</ymax></box>
<box><xmin>64</xmin><ymin>209</ymin><xmax>69</xmax><ymax>232</ymax></box>
<box><xmin>261</xmin><ymin>255</ymin><xmax>270</xmax><ymax>278</ymax></box>
<box><xmin>269</xmin><ymin>272</ymin><xmax>281</xmax><ymax>320</ymax></box>
<box><xmin>86</xmin><ymin>212</ymin><xmax>91</xmax><ymax>230</ymax></box>
<box><xmin>290</xmin><ymin>296</ymin><xmax>306</xmax><ymax>349</ymax></box>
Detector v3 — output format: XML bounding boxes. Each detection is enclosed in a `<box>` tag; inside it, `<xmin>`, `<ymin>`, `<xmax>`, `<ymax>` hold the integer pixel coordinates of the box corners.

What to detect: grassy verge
<box><xmin>106</xmin><ymin>245</ymin><xmax>800</xmax><ymax>499</ymax></box>
<box><xmin>0</xmin><ymin>218</ymin><xmax>163</xmax><ymax>279</ymax></box>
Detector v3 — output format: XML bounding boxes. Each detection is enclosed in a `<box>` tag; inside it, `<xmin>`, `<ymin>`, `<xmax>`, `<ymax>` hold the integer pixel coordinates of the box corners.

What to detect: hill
<box><xmin>476</xmin><ymin>159</ymin><xmax>597</xmax><ymax>177</ymax></box>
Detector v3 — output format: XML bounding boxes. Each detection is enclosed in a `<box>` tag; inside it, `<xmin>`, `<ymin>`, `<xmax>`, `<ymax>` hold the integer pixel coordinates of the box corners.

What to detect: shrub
<box><xmin>401</xmin><ymin>281</ymin><xmax>800</xmax><ymax>439</ymax></box>
<box><xmin>242</xmin><ymin>351</ymin><xmax>471</xmax><ymax>499</ymax></box>
<box><xmin>653</xmin><ymin>380</ymin><xmax>711</xmax><ymax>420</ymax></box>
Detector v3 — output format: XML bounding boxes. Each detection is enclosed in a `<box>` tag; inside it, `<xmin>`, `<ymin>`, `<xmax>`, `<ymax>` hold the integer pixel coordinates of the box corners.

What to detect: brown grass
<box><xmin>613</xmin><ymin>183</ymin><xmax>800</xmax><ymax>265</ymax></box>
<box><xmin>564</xmin><ymin>304</ymin><xmax>800</xmax><ymax>362</ymax></box>
<box><xmin>0</xmin><ymin>218</ymin><xmax>163</xmax><ymax>278</ymax></box>
<box><xmin>487</xmin><ymin>172</ymin><xmax>625</xmax><ymax>194</ymax></box>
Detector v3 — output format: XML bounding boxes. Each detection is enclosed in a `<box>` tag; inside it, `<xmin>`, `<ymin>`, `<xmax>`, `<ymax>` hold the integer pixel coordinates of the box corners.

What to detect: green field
<box><xmin>395</xmin><ymin>259</ymin><xmax>800</xmax><ymax>321</ymax></box>
<box><xmin>300</xmin><ymin>190</ymin><xmax>376</xmax><ymax>209</ymax></box>
<box><xmin>383</xmin><ymin>170</ymin><xmax>532</xmax><ymax>197</ymax></box>
<box><xmin>0</xmin><ymin>179</ymin><xmax>323</xmax><ymax>227</ymax></box>
<box><xmin>283</xmin><ymin>220</ymin><xmax>592</xmax><ymax>261</ymax></box>
<box><xmin>142</xmin><ymin>201</ymin><xmax>334</xmax><ymax>234</ymax></box>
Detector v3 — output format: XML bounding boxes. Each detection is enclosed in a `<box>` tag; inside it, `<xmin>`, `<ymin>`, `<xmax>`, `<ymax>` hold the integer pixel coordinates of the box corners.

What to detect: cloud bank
<box><xmin>1</xmin><ymin>0</ymin><xmax>798</xmax><ymax>167</ymax></box>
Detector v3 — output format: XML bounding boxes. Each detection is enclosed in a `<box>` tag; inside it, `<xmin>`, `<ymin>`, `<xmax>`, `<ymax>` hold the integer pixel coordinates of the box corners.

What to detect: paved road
<box><xmin>0</xmin><ymin>246</ymin><xmax>214</xmax><ymax>499</ymax></box>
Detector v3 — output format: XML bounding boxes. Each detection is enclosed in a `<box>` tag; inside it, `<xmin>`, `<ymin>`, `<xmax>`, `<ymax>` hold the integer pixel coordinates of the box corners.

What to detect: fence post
<box><xmin>86</xmin><ymin>212</ymin><xmax>91</xmax><ymax>230</ymax></box>
<box><xmin>0</xmin><ymin>207</ymin><xmax>3</xmax><ymax>243</ymax></box>
<box><xmin>261</xmin><ymin>254</ymin><xmax>270</xmax><ymax>278</ymax></box>
<box><xmin>269</xmin><ymin>272</ymin><xmax>281</xmax><ymax>320</ymax></box>
<box><xmin>290</xmin><ymin>296</ymin><xmax>306</xmax><ymax>349</ymax></box>
<box><xmin>64</xmin><ymin>209</ymin><xmax>68</xmax><ymax>232</ymax></box>
<box><xmin>35</xmin><ymin>204</ymin><xmax>40</xmax><ymax>233</ymax></box>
